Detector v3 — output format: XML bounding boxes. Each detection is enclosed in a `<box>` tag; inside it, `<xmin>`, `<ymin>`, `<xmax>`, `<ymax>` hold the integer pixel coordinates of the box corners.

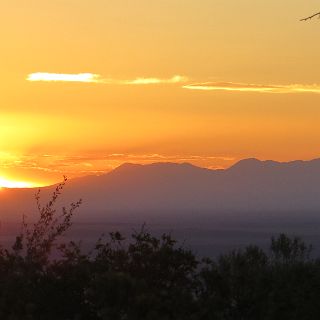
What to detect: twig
<box><xmin>300</xmin><ymin>12</ymin><xmax>320</xmax><ymax>21</ymax></box>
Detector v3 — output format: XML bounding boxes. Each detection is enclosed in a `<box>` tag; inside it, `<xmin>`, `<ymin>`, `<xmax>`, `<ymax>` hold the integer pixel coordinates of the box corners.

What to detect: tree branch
<box><xmin>300</xmin><ymin>12</ymin><xmax>320</xmax><ymax>21</ymax></box>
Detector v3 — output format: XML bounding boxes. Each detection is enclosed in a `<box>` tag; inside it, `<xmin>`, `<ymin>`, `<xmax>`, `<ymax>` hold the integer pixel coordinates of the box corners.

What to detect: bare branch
<box><xmin>300</xmin><ymin>12</ymin><xmax>320</xmax><ymax>21</ymax></box>
<box><xmin>12</xmin><ymin>176</ymin><xmax>82</xmax><ymax>265</ymax></box>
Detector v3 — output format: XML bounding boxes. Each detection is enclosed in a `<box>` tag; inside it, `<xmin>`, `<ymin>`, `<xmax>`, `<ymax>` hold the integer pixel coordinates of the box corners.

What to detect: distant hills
<box><xmin>2</xmin><ymin>158</ymin><xmax>320</xmax><ymax>225</ymax></box>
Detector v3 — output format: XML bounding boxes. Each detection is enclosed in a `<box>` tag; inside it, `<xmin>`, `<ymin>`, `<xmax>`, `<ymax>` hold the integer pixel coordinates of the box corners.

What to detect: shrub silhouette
<box><xmin>0</xmin><ymin>179</ymin><xmax>320</xmax><ymax>319</ymax></box>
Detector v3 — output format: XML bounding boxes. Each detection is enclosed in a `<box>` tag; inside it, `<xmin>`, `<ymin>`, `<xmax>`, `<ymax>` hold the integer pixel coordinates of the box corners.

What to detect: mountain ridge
<box><xmin>2</xmin><ymin>157</ymin><xmax>320</xmax><ymax>225</ymax></box>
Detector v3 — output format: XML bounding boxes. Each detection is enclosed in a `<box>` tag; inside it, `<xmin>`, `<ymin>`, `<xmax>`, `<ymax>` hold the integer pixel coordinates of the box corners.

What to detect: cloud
<box><xmin>27</xmin><ymin>72</ymin><xmax>102</xmax><ymax>83</ymax></box>
<box><xmin>123</xmin><ymin>75</ymin><xmax>188</xmax><ymax>85</ymax></box>
<box><xmin>26</xmin><ymin>74</ymin><xmax>320</xmax><ymax>94</ymax></box>
<box><xmin>182</xmin><ymin>82</ymin><xmax>320</xmax><ymax>94</ymax></box>
<box><xmin>27</xmin><ymin>73</ymin><xmax>188</xmax><ymax>85</ymax></box>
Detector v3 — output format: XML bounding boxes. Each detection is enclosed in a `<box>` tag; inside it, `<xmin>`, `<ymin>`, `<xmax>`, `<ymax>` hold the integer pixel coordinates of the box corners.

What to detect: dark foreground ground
<box><xmin>1</xmin><ymin>207</ymin><xmax>320</xmax><ymax>319</ymax></box>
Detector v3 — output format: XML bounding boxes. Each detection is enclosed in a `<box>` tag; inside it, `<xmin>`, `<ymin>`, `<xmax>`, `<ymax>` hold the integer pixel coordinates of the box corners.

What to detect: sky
<box><xmin>1</xmin><ymin>0</ymin><xmax>320</xmax><ymax>187</ymax></box>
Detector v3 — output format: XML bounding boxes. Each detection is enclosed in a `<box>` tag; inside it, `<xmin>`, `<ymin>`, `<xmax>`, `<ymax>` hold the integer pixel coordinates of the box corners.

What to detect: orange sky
<box><xmin>1</xmin><ymin>0</ymin><xmax>320</xmax><ymax>186</ymax></box>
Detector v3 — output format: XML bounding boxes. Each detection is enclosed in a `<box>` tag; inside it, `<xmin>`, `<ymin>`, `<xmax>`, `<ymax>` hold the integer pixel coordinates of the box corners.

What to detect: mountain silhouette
<box><xmin>2</xmin><ymin>158</ymin><xmax>320</xmax><ymax>225</ymax></box>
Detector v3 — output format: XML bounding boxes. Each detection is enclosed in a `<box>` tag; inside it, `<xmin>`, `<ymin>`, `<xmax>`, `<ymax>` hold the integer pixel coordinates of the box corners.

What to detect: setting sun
<box><xmin>0</xmin><ymin>178</ymin><xmax>37</xmax><ymax>189</ymax></box>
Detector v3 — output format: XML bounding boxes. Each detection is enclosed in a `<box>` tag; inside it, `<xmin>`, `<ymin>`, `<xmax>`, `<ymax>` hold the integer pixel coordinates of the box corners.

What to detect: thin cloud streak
<box><xmin>27</xmin><ymin>73</ymin><xmax>102</xmax><ymax>83</ymax></box>
<box><xmin>123</xmin><ymin>75</ymin><xmax>188</xmax><ymax>85</ymax></box>
<box><xmin>26</xmin><ymin>74</ymin><xmax>320</xmax><ymax>94</ymax></box>
<box><xmin>27</xmin><ymin>73</ymin><xmax>188</xmax><ymax>85</ymax></box>
<box><xmin>183</xmin><ymin>82</ymin><xmax>320</xmax><ymax>94</ymax></box>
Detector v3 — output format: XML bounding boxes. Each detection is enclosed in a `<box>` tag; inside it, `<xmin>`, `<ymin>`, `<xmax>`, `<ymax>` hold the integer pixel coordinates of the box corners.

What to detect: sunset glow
<box><xmin>0</xmin><ymin>178</ymin><xmax>37</xmax><ymax>189</ymax></box>
<box><xmin>1</xmin><ymin>1</ymin><xmax>320</xmax><ymax>186</ymax></box>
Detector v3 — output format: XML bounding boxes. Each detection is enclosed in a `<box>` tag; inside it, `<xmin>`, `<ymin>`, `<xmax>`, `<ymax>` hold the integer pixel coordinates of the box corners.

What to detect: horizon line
<box><xmin>3</xmin><ymin>156</ymin><xmax>320</xmax><ymax>189</ymax></box>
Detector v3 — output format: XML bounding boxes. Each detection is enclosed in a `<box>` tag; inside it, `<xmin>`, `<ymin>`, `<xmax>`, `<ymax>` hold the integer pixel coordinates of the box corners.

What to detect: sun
<box><xmin>0</xmin><ymin>177</ymin><xmax>37</xmax><ymax>189</ymax></box>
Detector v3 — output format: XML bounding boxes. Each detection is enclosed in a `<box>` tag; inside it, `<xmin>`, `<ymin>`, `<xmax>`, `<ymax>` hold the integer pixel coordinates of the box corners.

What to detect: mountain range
<box><xmin>1</xmin><ymin>158</ymin><xmax>320</xmax><ymax>226</ymax></box>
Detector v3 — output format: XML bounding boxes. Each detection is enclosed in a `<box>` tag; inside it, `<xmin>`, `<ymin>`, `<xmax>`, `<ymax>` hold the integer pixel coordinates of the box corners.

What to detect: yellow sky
<box><xmin>1</xmin><ymin>0</ymin><xmax>320</xmax><ymax>186</ymax></box>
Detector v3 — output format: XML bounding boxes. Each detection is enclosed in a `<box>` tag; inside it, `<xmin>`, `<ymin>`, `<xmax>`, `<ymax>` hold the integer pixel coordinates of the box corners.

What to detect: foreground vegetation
<box><xmin>1</xmin><ymin>179</ymin><xmax>320</xmax><ymax>319</ymax></box>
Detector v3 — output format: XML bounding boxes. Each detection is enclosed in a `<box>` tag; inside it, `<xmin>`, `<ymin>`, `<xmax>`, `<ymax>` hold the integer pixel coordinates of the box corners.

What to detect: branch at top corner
<box><xmin>300</xmin><ymin>12</ymin><xmax>320</xmax><ymax>21</ymax></box>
